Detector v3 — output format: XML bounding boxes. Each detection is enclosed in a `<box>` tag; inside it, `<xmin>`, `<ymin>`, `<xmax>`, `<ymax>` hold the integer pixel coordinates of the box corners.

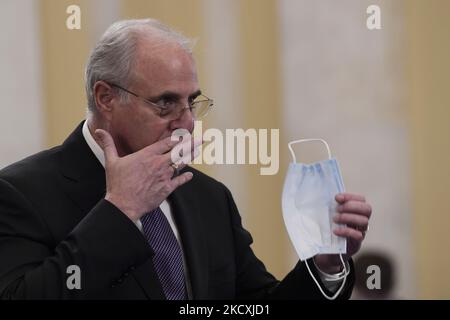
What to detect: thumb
<box><xmin>95</xmin><ymin>129</ymin><xmax>118</xmax><ymax>163</ymax></box>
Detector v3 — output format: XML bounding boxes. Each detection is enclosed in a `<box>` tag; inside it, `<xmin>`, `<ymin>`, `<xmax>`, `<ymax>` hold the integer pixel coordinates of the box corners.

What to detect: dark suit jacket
<box><xmin>0</xmin><ymin>122</ymin><xmax>354</xmax><ymax>299</ymax></box>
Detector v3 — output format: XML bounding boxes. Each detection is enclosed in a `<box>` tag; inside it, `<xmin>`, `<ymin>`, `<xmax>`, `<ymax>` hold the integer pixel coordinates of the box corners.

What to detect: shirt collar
<box><xmin>82</xmin><ymin>120</ymin><xmax>105</xmax><ymax>168</ymax></box>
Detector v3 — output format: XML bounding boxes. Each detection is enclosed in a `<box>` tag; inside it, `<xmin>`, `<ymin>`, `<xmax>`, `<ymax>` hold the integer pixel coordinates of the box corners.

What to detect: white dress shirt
<box><xmin>81</xmin><ymin>120</ymin><xmax>345</xmax><ymax>297</ymax></box>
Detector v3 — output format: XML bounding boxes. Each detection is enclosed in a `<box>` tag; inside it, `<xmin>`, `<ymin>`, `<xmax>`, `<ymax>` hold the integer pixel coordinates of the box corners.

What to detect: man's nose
<box><xmin>169</xmin><ymin>107</ymin><xmax>195</xmax><ymax>133</ymax></box>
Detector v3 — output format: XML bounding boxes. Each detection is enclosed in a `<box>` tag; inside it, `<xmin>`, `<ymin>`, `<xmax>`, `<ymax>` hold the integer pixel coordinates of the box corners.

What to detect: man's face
<box><xmin>109</xmin><ymin>39</ymin><xmax>199</xmax><ymax>156</ymax></box>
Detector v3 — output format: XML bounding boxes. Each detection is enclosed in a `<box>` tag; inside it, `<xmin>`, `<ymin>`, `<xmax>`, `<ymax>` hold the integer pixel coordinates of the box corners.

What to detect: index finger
<box><xmin>335</xmin><ymin>193</ymin><xmax>366</xmax><ymax>203</ymax></box>
<box><xmin>144</xmin><ymin>136</ymin><xmax>180</xmax><ymax>155</ymax></box>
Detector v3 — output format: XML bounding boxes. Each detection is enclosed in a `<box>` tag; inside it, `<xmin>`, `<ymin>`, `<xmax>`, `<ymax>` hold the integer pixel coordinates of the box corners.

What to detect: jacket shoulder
<box><xmin>0</xmin><ymin>146</ymin><xmax>61</xmax><ymax>188</ymax></box>
<box><xmin>183</xmin><ymin>166</ymin><xmax>229</xmax><ymax>193</ymax></box>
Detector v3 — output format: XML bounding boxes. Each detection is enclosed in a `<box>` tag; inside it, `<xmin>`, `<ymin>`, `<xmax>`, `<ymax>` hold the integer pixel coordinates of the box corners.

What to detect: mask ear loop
<box><xmin>304</xmin><ymin>255</ymin><xmax>350</xmax><ymax>300</ymax></box>
<box><xmin>288</xmin><ymin>139</ymin><xmax>332</xmax><ymax>162</ymax></box>
<box><xmin>287</xmin><ymin>138</ymin><xmax>348</xmax><ymax>300</ymax></box>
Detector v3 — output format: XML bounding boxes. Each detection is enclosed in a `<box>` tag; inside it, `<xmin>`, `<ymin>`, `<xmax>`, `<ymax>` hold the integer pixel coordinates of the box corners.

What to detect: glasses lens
<box><xmin>192</xmin><ymin>99</ymin><xmax>213</xmax><ymax>119</ymax></box>
<box><xmin>160</xmin><ymin>97</ymin><xmax>213</xmax><ymax>120</ymax></box>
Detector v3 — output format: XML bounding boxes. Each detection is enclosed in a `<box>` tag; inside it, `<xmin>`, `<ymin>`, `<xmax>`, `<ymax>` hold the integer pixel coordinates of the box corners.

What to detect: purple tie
<box><xmin>140</xmin><ymin>207</ymin><xmax>187</xmax><ymax>300</ymax></box>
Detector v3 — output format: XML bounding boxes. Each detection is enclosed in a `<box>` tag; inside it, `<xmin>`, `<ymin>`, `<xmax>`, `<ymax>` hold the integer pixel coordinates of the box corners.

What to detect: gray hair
<box><xmin>85</xmin><ymin>18</ymin><xmax>194</xmax><ymax>112</ymax></box>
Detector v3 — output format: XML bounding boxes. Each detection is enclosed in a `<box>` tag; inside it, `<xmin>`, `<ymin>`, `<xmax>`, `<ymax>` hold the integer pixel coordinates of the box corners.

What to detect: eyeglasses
<box><xmin>108</xmin><ymin>82</ymin><xmax>214</xmax><ymax>121</ymax></box>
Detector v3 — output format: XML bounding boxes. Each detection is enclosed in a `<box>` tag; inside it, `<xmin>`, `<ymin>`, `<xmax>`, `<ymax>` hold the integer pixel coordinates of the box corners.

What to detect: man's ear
<box><xmin>93</xmin><ymin>81</ymin><xmax>116</xmax><ymax>120</ymax></box>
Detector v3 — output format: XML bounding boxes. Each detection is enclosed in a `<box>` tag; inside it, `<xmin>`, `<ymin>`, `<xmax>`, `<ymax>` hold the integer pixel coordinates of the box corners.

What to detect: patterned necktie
<box><xmin>140</xmin><ymin>207</ymin><xmax>187</xmax><ymax>300</ymax></box>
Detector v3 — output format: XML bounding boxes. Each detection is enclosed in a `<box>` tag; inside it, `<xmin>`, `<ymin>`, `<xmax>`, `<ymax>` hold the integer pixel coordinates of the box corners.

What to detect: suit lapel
<box><xmin>59</xmin><ymin>122</ymin><xmax>106</xmax><ymax>216</ymax></box>
<box><xmin>169</xmin><ymin>180</ymin><xmax>209</xmax><ymax>299</ymax></box>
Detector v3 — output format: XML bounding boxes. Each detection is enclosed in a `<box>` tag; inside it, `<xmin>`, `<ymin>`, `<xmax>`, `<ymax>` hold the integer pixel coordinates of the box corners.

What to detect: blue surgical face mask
<box><xmin>282</xmin><ymin>139</ymin><xmax>349</xmax><ymax>299</ymax></box>
<box><xmin>282</xmin><ymin>139</ymin><xmax>347</xmax><ymax>260</ymax></box>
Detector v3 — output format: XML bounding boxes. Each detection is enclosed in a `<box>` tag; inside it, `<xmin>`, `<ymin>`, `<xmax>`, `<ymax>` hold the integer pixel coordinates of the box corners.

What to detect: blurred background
<box><xmin>0</xmin><ymin>0</ymin><xmax>449</xmax><ymax>299</ymax></box>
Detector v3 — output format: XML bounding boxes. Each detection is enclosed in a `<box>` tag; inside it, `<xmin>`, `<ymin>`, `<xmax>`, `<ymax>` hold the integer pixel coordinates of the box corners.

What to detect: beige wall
<box><xmin>40</xmin><ymin>0</ymin><xmax>90</xmax><ymax>147</ymax></box>
<box><xmin>408</xmin><ymin>0</ymin><xmax>450</xmax><ymax>299</ymax></box>
<box><xmin>0</xmin><ymin>0</ymin><xmax>44</xmax><ymax>167</ymax></box>
<box><xmin>237</xmin><ymin>0</ymin><xmax>290</xmax><ymax>277</ymax></box>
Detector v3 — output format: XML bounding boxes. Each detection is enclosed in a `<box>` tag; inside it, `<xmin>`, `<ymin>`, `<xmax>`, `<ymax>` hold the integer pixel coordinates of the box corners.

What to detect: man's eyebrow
<box><xmin>189</xmin><ymin>90</ymin><xmax>202</xmax><ymax>100</ymax></box>
<box><xmin>148</xmin><ymin>90</ymin><xmax>202</xmax><ymax>102</ymax></box>
<box><xmin>147</xmin><ymin>91</ymin><xmax>180</xmax><ymax>102</ymax></box>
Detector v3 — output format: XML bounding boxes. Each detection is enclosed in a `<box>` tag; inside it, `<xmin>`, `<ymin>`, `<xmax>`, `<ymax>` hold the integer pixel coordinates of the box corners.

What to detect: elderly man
<box><xmin>0</xmin><ymin>19</ymin><xmax>371</xmax><ymax>299</ymax></box>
